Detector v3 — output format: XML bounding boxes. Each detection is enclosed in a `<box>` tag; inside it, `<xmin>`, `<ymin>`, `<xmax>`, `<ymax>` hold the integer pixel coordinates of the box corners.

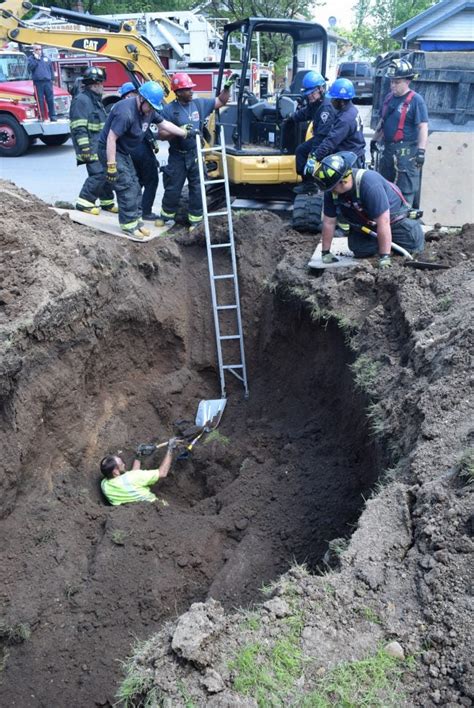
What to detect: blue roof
<box><xmin>391</xmin><ymin>0</ymin><xmax>474</xmax><ymax>40</ymax></box>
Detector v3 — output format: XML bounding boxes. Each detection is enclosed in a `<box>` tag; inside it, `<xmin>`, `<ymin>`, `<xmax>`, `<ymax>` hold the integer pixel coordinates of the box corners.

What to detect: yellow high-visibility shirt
<box><xmin>101</xmin><ymin>468</ymin><xmax>161</xmax><ymax>506</ymax></box>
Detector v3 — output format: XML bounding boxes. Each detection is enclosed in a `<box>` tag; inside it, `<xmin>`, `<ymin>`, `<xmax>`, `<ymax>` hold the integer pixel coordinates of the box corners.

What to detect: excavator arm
<box><xmin>0</xmin><ymin>0</ymin><xmax>174</xmax><ymax>99</ymax></box>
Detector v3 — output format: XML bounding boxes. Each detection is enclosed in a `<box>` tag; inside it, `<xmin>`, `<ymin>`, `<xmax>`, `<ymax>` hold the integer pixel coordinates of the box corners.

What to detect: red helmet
<box><xmin>171</xmin><ymin>72</ymin><xmax>196</xmax><ymax>90</ymax></box>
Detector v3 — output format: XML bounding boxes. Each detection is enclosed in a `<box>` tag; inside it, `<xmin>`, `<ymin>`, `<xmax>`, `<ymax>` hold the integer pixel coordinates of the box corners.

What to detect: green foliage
<box><xmin>436</xmin><ymin>296</ymin><xmax>453</xmax><ymax>312</ymax></box>
<box><xmin>301</xmin><ymin>648</ymin><xmax>414</xmax><ymax>707</ymax></box>
<box><xmin>0</xmin><ymin>621</ymin><xmax>31</xmax><ymax>644</ymax></box>
<box><xmin>115</xmin><ymin>672</ymin><xmax>156</xmax><ymax>708</ymax></box>
<box><xmin>457</xmin><ymin>449</ymin><xmax>474</xmax><ymax>485</ymax></box>
<box><xmin>204</xmin><ymin>430</ymin><xmax>230</xmax><ymax>446</ymax></box>
<box><xmin>340</xmin><ymin>0</ymin><xmax>438</xmax><ymax>56</ymax></box>
<box><xmin>111</xmin><ymin>529</ymin><xmax>128</xmax><ymax>546</ymax></box>
<box><xmin>366</xmin><ymin>401</ymin><xmax>387</xmax><ymax>437</ymax></box>
<box><xmin>355</xmin><ymin>606</ymin><xmax>383</xmax><ymax>624</ymax></box>
<box><xmin>350</xmin><ymin>354</ymin><xmax>381</xmax><ymax>395</ymax></box>
<box><xmin>39</xmin><ymin>0</ymin><xmax>193</xmax><ymax>14</ymax></box>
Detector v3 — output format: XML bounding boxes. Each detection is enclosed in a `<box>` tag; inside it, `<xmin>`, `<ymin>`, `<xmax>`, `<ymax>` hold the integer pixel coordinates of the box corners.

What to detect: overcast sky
<box><xmin>312</xmin><ymin>0</ymin><xmax>357</xmax><ymax>30</ymax></box>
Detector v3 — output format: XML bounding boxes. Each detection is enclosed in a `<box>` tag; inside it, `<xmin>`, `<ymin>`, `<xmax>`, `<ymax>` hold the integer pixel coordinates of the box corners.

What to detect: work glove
<box><xmin>167</xmin><ymin>437</ymin><xmax>179</xmax><ymax>452</ymax></box>
<box><xmin>79</xmin><ymin>146</ymin><xmax>93</xmax><ymax>163</ymax></box>
<box><xmin>304</xmin><ymin>154</ymin><xmax>320</xmax><ymax>178</ymax></box>
<box><xmin>183</xmin><ymin>124</ymin><xmax>200</xmax><ymax>139</ymax></box>
<box><xmin>223</xmin><ymin>72</ymin><xmax>239</xmax><ymax>89</ymax></box>
<box><xmin>135</xmin><ymin>443</ymin><xmax>156</xmax><ymax>458</ymax></box>
<box><xmin>322</xmin><ymin>250</ymin><xmax>339</xmax><ymax>264</ymax></box>
<box><xmin>106</xmin><ymin>162</ymin><xmax>118</xmax><ymax>183</ymax></box>
<box><xmin>370</xmin><ymin>139</ymin><xmax>379</xmax><ymax>153</ymax></box>
<box><xmin>378</xmin><ymin>254</ymin><xmax>392</xmax><ymax>269</ymax></box>
<box><xmin>414</xmin><ymin>148</ymin><xmax>425</xmax><ymax>167</ymax></box>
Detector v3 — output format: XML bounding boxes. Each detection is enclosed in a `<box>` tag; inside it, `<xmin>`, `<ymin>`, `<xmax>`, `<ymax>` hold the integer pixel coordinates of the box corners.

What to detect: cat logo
<box><xmin>72</xmin><ymin>38</ymin><xmax>107</xmax><ymax>53</ymax></box>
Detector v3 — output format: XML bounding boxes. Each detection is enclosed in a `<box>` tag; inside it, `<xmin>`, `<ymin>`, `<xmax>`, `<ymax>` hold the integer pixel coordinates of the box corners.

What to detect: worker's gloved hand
<box><xmin>183</xmin><ymin>124</ymin><xmax>199</xmax><ymax>139</ymax></box>
<box><xmin>414</xmin><ymin>148</ymin><xmax>425</xmax><ymax>167</ymax></box>
<box><xmin>79</xmin><ymin>146</ymin><xmax>93</xmax><ymax>163</ymax></box>
<box><xmin>378</xmin><ymin>254</ymin><xmax>392</xmax><ymax>269</ymax></box>
<box><xmin>304</xmin><ymin>154</ymin><xmax>320</xmax><ymax>177</ymax></box>
<box><xmin>322</xmin><ymin>250</ymin><xmax>339</xmax><ymax>264</ymax></box>
<box><xmin>224</xmin><ymin>72</ymin><xmax>239</xmax><ymax>89</ymax></box>
<box><xmin>106</xmin><ymin>162</ymin><xmax>118</xmax><ymax>183</ymax></box>
<box><xmin>167</xmin><ymin>437</ymin><xmax>179</xmax><ymax>452</ymax></box>
<box><xmin>370</xmin><ymin>139</ymin><xmax>379</xmax><ymax>153</ymax></box>
<box><xmin>136</xmin><ymin>443</ymin><xmax>156</xmax><ymax>458</ymax></box>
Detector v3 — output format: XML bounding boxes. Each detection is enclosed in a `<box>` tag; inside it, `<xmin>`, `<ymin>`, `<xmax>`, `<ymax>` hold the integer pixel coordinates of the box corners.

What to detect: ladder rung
<box><xmin>210</xmin><ymin>242</ymin><xmax>231</xmax><ymax>249</ymax></box>
<box><xmin>204</xmin><ymin>179</ymin><xmax>225</xmax><ymax>185</ymax></box>
<box><xmin>214</xmin><ymin>274</ymin><xmax>235</xmax><ymax>280</ymax></box>
<box><xmin>223</xmin><ymin>364</ymin><xmax>244</xmax><ymax>369</ymax></box>
<box><xmin>217</xmin><ymin>304</ymin><xmax>237</xmax><ymax>310</ymax></box>
<box><xmin>219</xmin><ymin>335</ymin><xmax>241</xmax><ymax>340</ymax></box>
<box><xmin>208</xmin><ymin>210</ymin><xmax>228</xmax><ymax>217</ymax></box>
<box><xmin>201</xmin><ymin>145</ymin><xmax>222</xmax><ymax>153</ymax></box>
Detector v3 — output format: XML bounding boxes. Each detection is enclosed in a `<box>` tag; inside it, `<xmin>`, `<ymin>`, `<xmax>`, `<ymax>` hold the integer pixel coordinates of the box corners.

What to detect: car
<box><xmin>336</xmin><ymin>61</ymin><xmax>374</xmax><ymax>101</ymax></box>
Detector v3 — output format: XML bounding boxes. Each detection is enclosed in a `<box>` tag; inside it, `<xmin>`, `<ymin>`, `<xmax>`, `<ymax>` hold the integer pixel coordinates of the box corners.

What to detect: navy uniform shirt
<box><xmin>161</xmin><ymin>97</ymin><xmax>215</xmax><ymax>151</ymax></box>
<box><xmin>293</xmin><ymin>97</ymin><xmax>335</xmax><ymax>143</ymax></box>
<box><xmin>324</xmin><ymin>169</ymin><xmax>405</xmax><ymax>225</ymax></box>
<box><xmin>98</xmin><ymin>98</ymin><xmax>162</xmax><ymax>155</ymax></box>
<box><xmin>315</xmin><ymin>102</ymin><xmax>366</xmax><ymax>161</ymax></box>
<box><xmin>382</xmin><ymin>91</ymin><xmax>428</xmax><ymax>144</ymax></box>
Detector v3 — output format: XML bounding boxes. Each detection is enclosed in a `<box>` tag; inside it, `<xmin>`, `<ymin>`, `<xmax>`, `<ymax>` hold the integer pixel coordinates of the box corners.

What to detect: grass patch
<box><xmin>366</xmin><ymin>402</ymin><xmax>387</xmax><ymax>437</ymax></box>
<box><xmin>115</xmin><ymin>672</ymin><xmax>156</xmax><ymax>707</ymax></box>
<box><xmin>350</xmin><ymin>355</ymin><xmax>381</xmax><ymax>395</ymax></box>
<box><xmin>229</xmin><ymin>608</ymin><xmax>304</xmax><ymax>706</ymax></box>
<box><xmin>111</xmin><ymin>529</ymin><xmax>128</xmax><ymax>546</ymax></box>
<box><xmin>301</xmin><ymin>648</ymin><xmax>414</xmax><ymax>707</ymax></box>
<box><xmin>0</xmin><ymin>621</ymin><xmax>31</xmax><ymax>644</ymax></box>
<box><xmin>355</xmin><ymin>606</ymin><xmax>383</xmax><ymax>625</ymax></box>
<box><xmin>204</xmin><ymin>430</ymin><xmax>230</xmax><ymax>446</ymax></box>
<box><xmin>457</xmin><ymin>449</ymin><xmax>474</xmax><ymax>485</ymax></box>
<box><xmin>436</xmin><ymin>295</ymin><xmax>452</xmax><ymax>312</ymax></box>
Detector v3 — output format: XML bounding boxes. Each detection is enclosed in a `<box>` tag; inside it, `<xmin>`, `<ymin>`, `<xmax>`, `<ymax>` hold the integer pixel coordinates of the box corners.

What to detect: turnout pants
<box><xmin>131</xmin><ymin>140</ymin><xmax>159</xmax><ymax>216</ymax></box>
<box><xmin>34</xmin><ymin>79</ymin><xmax>56</xmax><ymax>120</ymax></box>
<box><xmin>78</xmin><ymin>160</ymin><xmax>115</xmax><ymax>207</ymax></box>
<box><xmin>379</xmin><ymin>142</ymin><xmax>420</xmax><ymax>207</ymax></box>
<box><xmin>99</xmin><ymin>149</ymin><xmax>141</xmax><ymax>229</ymax></box>
<box><xmin>161</xmin><ymin>149</ymin><xmax>203</xmax><ymax>224</ymax></box>
<box><xmin>348</xmin><ymin>218</ymin><xmax>425</xmax><ymax>258</ymax></box>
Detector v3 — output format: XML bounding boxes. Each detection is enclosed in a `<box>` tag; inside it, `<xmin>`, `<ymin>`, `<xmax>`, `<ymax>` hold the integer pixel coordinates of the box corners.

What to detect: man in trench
<box><xmin>100</xmin><ymin>437</ymin><xmax>178</xmax><ymax>505</ymax></box>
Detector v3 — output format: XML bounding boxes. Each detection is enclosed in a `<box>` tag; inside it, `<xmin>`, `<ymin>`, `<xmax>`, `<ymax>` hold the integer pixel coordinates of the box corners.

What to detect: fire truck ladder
<box><xmin>195</xmin><ymin>127</ymin><xmax>249</xmax><ymax>399</ymax></box>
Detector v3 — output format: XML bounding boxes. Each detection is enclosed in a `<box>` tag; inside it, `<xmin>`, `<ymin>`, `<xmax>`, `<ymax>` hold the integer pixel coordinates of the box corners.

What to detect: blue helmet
<box><xmin>301</xmin><ymin>70</ymin><xmax>326</xmax><ymax>96</ymax></box>
<box><xmin>138</xmin><ymin>81</ymin><xmax>164</xmax><ymax>110</ymax></box>
<box><xmin>327</xmin><ymin>78</ymin><xmax>355</xmax><ymax>100</ymax></box>
<box><xmin>119</xmin><ymin>81</ymin><xmax>136</xmax><ymax>97</ymax></box>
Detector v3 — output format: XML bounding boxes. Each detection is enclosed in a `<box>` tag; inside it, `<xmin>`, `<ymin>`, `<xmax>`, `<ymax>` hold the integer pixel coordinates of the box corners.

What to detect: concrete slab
<box><xmin>420</xmin><ymin>132</ymin><xmax>473</xmax><ymax>227</ymax></box>
<box><xmin>308</xmin><ymin>237</ymin><xmax>358</xmax><ymax>270</ymax></box>
<box><xmin>53</xmin><ymin>208</ymin><xmax>173</xmax><ymax>242</ymax></box>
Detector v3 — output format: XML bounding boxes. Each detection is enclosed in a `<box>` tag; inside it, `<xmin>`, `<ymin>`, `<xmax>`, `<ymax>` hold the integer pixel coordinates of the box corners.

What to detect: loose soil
<box><xmin>0</xmin><ymin>180</ymin><xmax>472</xmax><ymax>707</ymax></box>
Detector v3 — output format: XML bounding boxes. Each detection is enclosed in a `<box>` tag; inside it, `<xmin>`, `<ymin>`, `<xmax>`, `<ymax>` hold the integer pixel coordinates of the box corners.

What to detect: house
<box><xmin>297</xmin><ymin>31</ymin><xmax>339</xmax><ymax>82</ymax></box>
<box><xmin>391</xmin><ymin>0</ymin><xmax>474</xmax><ymax>50</ymax></box>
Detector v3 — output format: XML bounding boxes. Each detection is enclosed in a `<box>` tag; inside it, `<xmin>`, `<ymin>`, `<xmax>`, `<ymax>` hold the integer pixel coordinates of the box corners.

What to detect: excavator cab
<box><xmin>213</xmin><ymin>18</ymin><xmax>328</xmax><ymax>207</ymax></box>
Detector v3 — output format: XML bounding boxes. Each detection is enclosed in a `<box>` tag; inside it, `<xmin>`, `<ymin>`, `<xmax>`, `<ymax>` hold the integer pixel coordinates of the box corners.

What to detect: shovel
<box><xmin>177</xmin><ymin>398</ymin><xmax>227</xmax><ymax>459</ymax></box>
<box><xmin>350</xmin><ymin>223</ymin><xmax>449</xmax><ymax>270</ymax></box>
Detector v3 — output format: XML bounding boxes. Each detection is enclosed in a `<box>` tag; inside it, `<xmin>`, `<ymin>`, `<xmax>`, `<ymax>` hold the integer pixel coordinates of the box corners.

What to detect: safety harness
<box><xmin>381</xmin><ymin>90</ymin><xmax>415</xmax><ymax>142</ymax></box>
<box><xmin>332</xmin><ymin>169</ymin><xmax>410</xmax><ymax>226</ymax></box>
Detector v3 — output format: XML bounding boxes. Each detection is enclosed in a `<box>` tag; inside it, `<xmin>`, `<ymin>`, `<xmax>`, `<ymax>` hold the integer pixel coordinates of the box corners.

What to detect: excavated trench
<box><xmin>1</xmin><ymin>193</ymin><xmax>379</xmax><ymax>705</ymax></box>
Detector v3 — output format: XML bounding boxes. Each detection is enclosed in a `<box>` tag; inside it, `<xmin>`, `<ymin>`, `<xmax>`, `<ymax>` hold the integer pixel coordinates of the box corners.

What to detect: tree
<box><xmin>344</xmin><ymin>0</ymin><xmax>437</xmax><ymax>56</ymax></box>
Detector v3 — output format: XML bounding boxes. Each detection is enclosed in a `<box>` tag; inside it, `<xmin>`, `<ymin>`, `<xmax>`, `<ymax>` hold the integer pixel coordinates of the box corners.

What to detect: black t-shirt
<box><xmin>98</xmin><ymin>98</ymin><xmax>162</xmax><ymax>155</ymax></box>
<box><xmin>382</xmin><ymin>91</ymin><xmax>428</xmax><ymax>143</ymax></box>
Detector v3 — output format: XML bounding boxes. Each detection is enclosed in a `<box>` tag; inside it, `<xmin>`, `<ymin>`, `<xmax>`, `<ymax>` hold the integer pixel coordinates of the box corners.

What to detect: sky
<box><xmin>311</xmin><ymin>0</ymin><xmax>357</xmax><ymax>30</ymax></box>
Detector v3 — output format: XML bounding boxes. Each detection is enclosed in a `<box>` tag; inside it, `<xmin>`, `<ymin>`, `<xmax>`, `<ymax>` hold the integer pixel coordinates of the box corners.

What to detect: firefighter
<box><xmin>118</xmin><ymin>81</ymin><xmax>161</xmax><ymax>221</ymax></box>
<box><xmin>69</xmin><ymin>66</ymin><xmax>117</xmax><ymax>215</ymax></box>
<box><xmin>98</xmin><ymin>81</ymin><xmax>195</xmax><ymax>239</ymax></box>
<box><xmin>156</xmin><ymin>71</ymin><xmax>236</xmax><ymax>232</ymax></box>
<box><xmin>311</xmin><ymin>151</ymin><xmax>424</xmax><ymax>268</ymax></box>
<box><xmin>373</xmin><ymin>58</ymin><xmax>429</xmax><ymax>206</ymax></box>
<box><xmin>284</xmin><ymin>70</ymin><xmax>335</xmax><ymax>194</ymax></box>
<box><xmin>303</xmin><ymin>78</ymin><xmax>366</xmax><ymax>180</ymax></box>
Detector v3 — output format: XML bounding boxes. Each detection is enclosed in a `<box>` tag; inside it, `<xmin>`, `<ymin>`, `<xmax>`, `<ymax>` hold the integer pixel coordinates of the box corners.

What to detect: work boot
<box><xmin>142</xmin><ymin>212</ymin><xmax>159</xmax><ymax>221</ymax></box>
<box><xmin>293</xmin><ymin>182</ymin><xmax>318</xmax><ymax>195</ymax></box>
<box><xmin>155</xmin><ymin>217</ymin><xmax>175</xmax><ymax>228</ymax></box>
<box><xmin>101</xmin><ymin>204</ymin><xmax>119</xmax><ymax>214</ymax></box>
<box><xmin>76</xmin><ymin>203</ymin><xmax>100</xmax><ymax>216</ymax></box>
<box><xmin>50</xmin><ymin>116</ymin><xmax>58</xmax><ymax>122</ymax></box>
<box><xmin>121</xmin><ymin>225</ymin><xmax>150</xmax><ymax>239</ymax></box>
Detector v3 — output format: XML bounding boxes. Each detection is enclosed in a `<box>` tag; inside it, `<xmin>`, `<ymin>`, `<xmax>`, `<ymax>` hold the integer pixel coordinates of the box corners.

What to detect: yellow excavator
<box><xmin>1</xmin><ymin>2</ymin><xmax>328</xmax><ymax>219</ymax></box>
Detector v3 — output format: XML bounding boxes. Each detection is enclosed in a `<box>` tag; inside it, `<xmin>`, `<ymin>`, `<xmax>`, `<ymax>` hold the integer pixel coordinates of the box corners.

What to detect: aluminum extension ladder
<box><xmin>195</xmin><ymin>126</ymin><xmax>249</xmax><ymax>399</ymax></box>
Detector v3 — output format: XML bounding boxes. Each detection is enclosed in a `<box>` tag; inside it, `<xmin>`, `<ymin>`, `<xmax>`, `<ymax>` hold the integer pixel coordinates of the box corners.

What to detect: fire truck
<box><xmin>0</xmin><ymin>46</ymin><xmax>71</xmax><ymax>157</ymax></box>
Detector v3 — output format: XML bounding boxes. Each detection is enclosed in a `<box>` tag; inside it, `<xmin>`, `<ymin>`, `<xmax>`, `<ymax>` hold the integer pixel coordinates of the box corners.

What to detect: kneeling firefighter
<box><xmin>311</xmin><ymin>151</ymin><xmax>424</xmax><ymax>268</ymax></box>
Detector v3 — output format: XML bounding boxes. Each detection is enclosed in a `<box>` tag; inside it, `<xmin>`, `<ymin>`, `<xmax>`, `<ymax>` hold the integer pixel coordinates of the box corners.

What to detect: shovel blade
<box><xmin>403</xmin><ymin>261</ymin><xmax>449</xmax><ymax>270</ymax></box>
<box><xmin>195</xmin><ymin>398</ymin><xmax>227</xmax><ymax>431</ymax></box>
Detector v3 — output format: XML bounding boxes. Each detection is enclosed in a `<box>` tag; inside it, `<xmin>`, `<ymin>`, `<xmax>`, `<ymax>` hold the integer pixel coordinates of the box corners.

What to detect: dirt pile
<box><xmin>0</xmin><ymin>180</ymin><xmax>473</xmax><ymax>707</ymax></box>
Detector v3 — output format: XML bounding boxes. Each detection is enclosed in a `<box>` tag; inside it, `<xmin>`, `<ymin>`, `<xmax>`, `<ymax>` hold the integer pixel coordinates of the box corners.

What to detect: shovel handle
<box><xmin>359</xmin><ymin>225</ymin><xmax>414</xmax><ymax>261</ymax></box>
